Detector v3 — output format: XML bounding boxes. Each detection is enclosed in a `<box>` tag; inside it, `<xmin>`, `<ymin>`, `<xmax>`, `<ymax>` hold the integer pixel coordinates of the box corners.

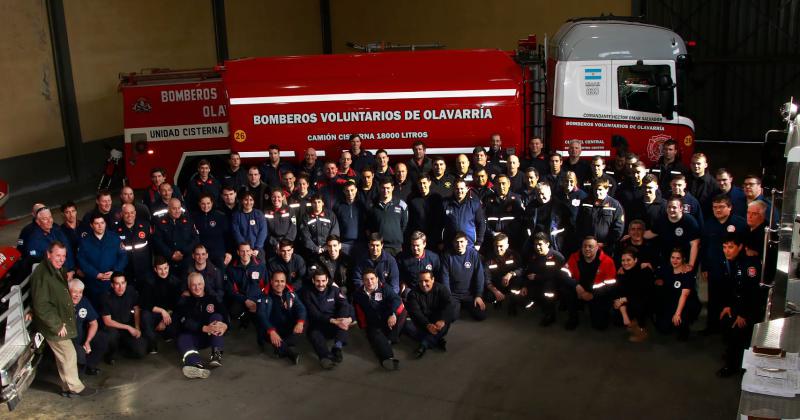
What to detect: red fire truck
<box><xmin>120</xmin><ymin>18</ymin><xmax>694</xmax><ymax>189</ymax></box>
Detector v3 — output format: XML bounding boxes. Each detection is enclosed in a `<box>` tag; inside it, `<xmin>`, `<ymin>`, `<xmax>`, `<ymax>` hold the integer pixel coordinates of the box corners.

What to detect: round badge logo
<box><xmin>572</xmin><ymin>199</ymin><xmax>581</xmax><ymax>207</ymax></box>
<box><xmin>673</xmin><ymin>280</ymin><xmax>681</xmax><ymax>288</ymax></box>
<box><xmin>383</xmin><ymin>271</ymin><xmax>389</xmax><ymax>278</ymax></box>
<box><xmin>249</xmin><ymin>219</ymin><xmax>256</xmax><ymax>226</ymax></box>
<box><xmin>138</xmin><ymin>231</ymin><xmax>146</xmax><ymax>239</ymax></box>
<box><xmin>726</xmin><ymin>225</ymin><xmax>736</xmax><ymax>232</ymax></box>
<box><xmin>684</xmin><ymin>135</ymin><xmax>693</xmax><ymax>146</ymax></box>
<box><xmin>78</xmin><ymin>308</ymin><xmax>88</xmax><ymax>318</ymax></box>
<box><xmin>464</xmin><ymin>261</ymin><xmax>472</xmax><ymax>269</ymax></box>
<box><xmin>234</xmin><ymin>129</ymin><xmax>247</xmax><ymax>143</ymax></box>
<box><xmin>747</xmin><ymin>267</ymin><xmax>757</xmax><ymax>277</ymax></box>
<box><xmin>426</xmin><ymin>264</ymin><xmax>433</xmax><ymax>270</ymax></box>
<box><xmin>675</xmin><ymin>227</ymin><xmax>684</xmax><ymax>237</ymax></box>
<box><xmin>209</xmin><ymin>220</ymin><xmax>217</xmax><ymax>228</ymax></box>
<box><xmin>206</xmin><ymin>304</ymin><xmax>215</xmax><ymax>313</ymax></box>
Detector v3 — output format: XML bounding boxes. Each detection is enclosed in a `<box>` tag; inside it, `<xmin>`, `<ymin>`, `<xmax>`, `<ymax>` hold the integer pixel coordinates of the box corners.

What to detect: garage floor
<box><xmin>0</xmin><ymin>206</ymin><xmax>742</xmax><ymax>420</ymax></box>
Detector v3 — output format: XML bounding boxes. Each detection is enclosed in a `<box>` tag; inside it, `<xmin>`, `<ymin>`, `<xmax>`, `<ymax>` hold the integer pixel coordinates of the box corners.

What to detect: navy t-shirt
<box><xmin>74</xmin><ymin>296</ymin><xmax>99</xmax><ymax>344</ymax></box>
<box><xmin>655</xmin><ymin>215</ymin><xmax>700</xmax><ymax>261</ymax></box>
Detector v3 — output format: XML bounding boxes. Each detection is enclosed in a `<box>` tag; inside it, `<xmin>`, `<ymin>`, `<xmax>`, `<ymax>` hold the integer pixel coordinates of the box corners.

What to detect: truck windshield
<box><xmin>617</xmin><ymin>65</ymin><xmax>671</xmax><ymax>114</ymax></box>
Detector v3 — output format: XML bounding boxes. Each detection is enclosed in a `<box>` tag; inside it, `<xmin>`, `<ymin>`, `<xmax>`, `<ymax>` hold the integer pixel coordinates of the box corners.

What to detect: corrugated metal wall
<box><xmin>641</xmin><ymin>0</ymin><xmax>800</xmax><ymax>141</ymax></box>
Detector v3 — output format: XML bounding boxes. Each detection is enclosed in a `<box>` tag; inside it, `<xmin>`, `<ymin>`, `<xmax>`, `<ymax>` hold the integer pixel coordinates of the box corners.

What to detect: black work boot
<box><xmin>208</xmin><ymin>347</ymin><xmax>223</xmax><ymax>368</ymax></box>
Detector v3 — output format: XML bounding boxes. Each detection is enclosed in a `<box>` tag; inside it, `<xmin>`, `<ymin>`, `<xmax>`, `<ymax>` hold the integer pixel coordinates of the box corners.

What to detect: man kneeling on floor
<box><xmin>405</xmin><ymin>270</ymin><xmax>453</xmax><ymax>359</ymax></box>
<box><xmin>256</xmin><ymin>270</ymin><xmax>307</xmax><ymax>365</ymax></box>
<box><xmin>299</xmin><ymin>269</ymin><xmax>352</xmax><ymax>369</ymax></box>
<box><xmin>353</xmin><ymin>268</ymin><xmax>405</xmax><ymax>370</ymax></box>
<box><xmin>101</xmin><ymin>273</ymin><xmax>147</xmax><ymax>363</ymax></box>
<box><xmin>177</xmin><ymin>272</ymin><xmax>227</xmax><ymax>379</ymax></box>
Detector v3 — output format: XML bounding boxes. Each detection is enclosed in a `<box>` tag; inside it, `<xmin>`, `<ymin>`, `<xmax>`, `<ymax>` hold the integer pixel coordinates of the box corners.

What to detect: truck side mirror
<box><xmin>657</xmin><ymin>74</ymin><xmax>675</xmax><ymax>120</ymax></box>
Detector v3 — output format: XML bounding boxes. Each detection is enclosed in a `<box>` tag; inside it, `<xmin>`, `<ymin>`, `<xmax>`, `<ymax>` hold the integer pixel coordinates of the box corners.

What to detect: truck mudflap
<box><xmin>0</xmin><ymin>250</ymin><xmax>43</xmax><ymax>411</ymax></box>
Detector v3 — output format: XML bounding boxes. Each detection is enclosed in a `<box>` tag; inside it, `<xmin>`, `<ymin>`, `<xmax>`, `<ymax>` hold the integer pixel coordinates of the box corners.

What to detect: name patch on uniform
<box><xmin>546</xmin><ymin>261</ymin><xmax>556</xmax><ymax>266</ymax></box>
<box><xmin>327</xmin><ymin>298</ymin><xmax>335</xmax><ymax>302</ymax></box>
<box><xmin>393</xmin><ymin>207</ymin><xmax>401</xmax><ymax>213</ymax></box>
<box><xmin>119</xmin><ymin>235</ymin><xmax>126</xmax><ymax>240</ymax></box>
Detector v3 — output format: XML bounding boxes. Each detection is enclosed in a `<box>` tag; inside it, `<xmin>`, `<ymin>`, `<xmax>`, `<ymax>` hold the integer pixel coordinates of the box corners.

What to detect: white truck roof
<box><xmin>551</xmin><ymin>19</ymin><xmax>688</xmax><ymax>61</ymax></box>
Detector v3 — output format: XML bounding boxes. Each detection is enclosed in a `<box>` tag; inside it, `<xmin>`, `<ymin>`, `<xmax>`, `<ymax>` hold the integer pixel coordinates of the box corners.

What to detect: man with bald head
<box><xmin>153</xmin><ymin>198</ymin><xmax>199</xmax><ymax>271</ymax></box>
<box><xmin>114</xmin><ymin>203</ymin><xmax>152</xmax><ymax>289</ymax></box>
<box><xmin>506</xmin><ymin>155</ymin><xmax>525</xmax><ymax>194</ymax></box>
<box><xmin>300</xmin><ymin>147</ymin><xmax>325</xmax><ymax>186</ymax></box>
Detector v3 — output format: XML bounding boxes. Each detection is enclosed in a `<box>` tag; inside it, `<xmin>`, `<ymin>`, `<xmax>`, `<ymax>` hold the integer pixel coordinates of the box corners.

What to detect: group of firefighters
<box><xmin>19</xmin><ymin>133</ymin><xmax>771</xmax><ymax>396</ymax></box>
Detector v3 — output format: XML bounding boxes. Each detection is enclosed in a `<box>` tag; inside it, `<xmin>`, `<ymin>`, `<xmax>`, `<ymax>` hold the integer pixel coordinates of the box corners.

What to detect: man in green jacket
<box><xmin>31</xmin><ymin>241</ymin><xmax>96</xmax><ymax>397</ymax></box>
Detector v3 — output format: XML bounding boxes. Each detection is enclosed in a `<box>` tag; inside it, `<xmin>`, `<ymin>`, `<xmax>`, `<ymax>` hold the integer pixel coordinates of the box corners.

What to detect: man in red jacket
<box><xmin>565</xmin><ymin>236</ymin><xmax>618</xmax><ymax>330</ymax></box>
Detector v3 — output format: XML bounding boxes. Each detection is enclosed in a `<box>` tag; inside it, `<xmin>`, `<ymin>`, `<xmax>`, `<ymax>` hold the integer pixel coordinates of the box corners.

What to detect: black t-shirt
<box><xmin>577</xmin><ymin>257</ymin><xmax>601</xmax><ymax>290</ymax></box>
<box><xmin>101</xmin><ymin>288</ymin><xmax>140</xmax><ymax>326</ymax></box>
<box><xmin>654</xmin><ymin>215</ymin><xmax>700</xmax><ymax>260</ymax></box>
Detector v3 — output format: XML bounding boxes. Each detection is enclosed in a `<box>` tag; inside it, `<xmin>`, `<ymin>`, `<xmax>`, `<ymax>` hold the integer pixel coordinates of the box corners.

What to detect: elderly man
<box><xmin>31</xmin><ymin>241</ymin><xmax>96</xmax><ymax>397</ymax></box>
<box><xmin>69</xmin><ymin>279</ymin><xmax>109</xmax><ymax>375</ymax></box>
<box><xmin>78</xmin><ymin>213</ymin><xmax>128</xmax><ymax>307</ymax></box>
<box><xmin>300</xmin><ymin>147</ymin><xmax>325</xmax><ymax>185</ymax></box>
<box><xmin>20</xmin><ymin>206</ymin><xmax>75</xmax><ymax>276</ymax></box>
<box><xmin>176</xmin><ymin>272</ymin><xmax>228</xmax><ymax>378</ymax></box>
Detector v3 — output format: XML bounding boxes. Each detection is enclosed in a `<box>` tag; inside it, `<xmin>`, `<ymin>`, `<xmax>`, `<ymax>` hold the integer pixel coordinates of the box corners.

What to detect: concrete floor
<box><xmin>0</xmin><ymin>202</ymin><xmax>743</xmax><ymax>420</ymax></box>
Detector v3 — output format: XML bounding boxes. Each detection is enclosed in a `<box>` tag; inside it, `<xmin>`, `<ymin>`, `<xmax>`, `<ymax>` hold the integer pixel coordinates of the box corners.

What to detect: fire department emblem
<box><xmin>138</xmin><ymin>231</ymin><xmax>146</xmax><ymax>239</ymax></box>
<box><xmin>132</xmin><ymin>97</ymin><xmax>152</xmax><ymax>113</ymax></box>
<box><xmin>206</xmin><ymin>304</ymin><xmax>215</xmax><ymax>313</ymax></box>
<box><xmin>747</xmin><ymin>267</ymin><xmax>757</xmax><ymax>277</ymax></box>
<box><xmin>425</xmin><ymin>264</ymin><xmax>433</xmax><ymax>270</ymax></box>
<box><xmin>646</xmin><ymin>134</ymin><xmax>672</xmax><ymax>163</ymax></box>
<box><xmin>675</xmin><ymin>227</ymin><xmax>684</xmax><ymax>237</ymax></box>
<box><xmin>674</xmin><ymin>281</ymin><xmax>681</xmax><ymax>288</ymax></box>
<box><xmin>209</xmin><ymin>220</ymin><xmax>216</xmax><ymax>228</ymax></box>
<box><xmin>464</xmin><ymin>261</ymin><xmax>472</xmax><ymax>269</ymax></box>
<box><xmin>78</xmin><ymin>308</ymin><xmax>88</xmax><ymax>318</ymax></box>
<box><xmin>726</xmin><ymin>225</ymin><xmax>736</xmax><ymax>232</ymax></box>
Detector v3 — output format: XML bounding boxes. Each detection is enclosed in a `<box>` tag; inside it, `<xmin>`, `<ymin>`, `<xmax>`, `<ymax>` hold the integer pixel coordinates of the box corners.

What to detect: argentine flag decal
<box><xmin>584</xmin><ymin>68</ymin><xmax>602</xmax><ymax>80</ymax></box>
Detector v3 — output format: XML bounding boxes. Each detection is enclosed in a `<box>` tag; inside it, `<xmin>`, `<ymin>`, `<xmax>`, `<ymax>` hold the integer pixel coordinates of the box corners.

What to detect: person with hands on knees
<box><xmin>653</xmin><ymin>248</ymin><xmax>701</xmax><ymax>341</ymax></box>
<box><xmin>299</xmin><ymin>269</ymin><xmax>352</xmax><ymax>370</ymax></box>
<box><xmin>176</xmin><ymin>272</ymin><xmax>228</xmax><ymax>379</ymax></box>
<box><xmin>405</xmin><ymin>270</ymin><xmax>453</xmax><ymax>359</ymax></box>
<box><xmin>483</xmin><ymin>233</ymin><xmax>523</xmax><ymax>315</ymax></box>
<box><xmin>140</xmin><ymin>256</ymin><xmax>182</xmax><ymax>355</ymax></box>
<box><xmin>69</xmin><ymin>279</ymin><xmax>109</xmax><ymax>376</ymax></box>
<box><xmin>353</xmin><ymin>269</ymin><xmax>405</xmax><ymax>370</ymax></box>
<box><xmin>612</xmin><ymin>247</ymin><xmax>655</xmax><ymax>342</ymax></box>
<box><xmin>564</xmin><ymin>236</ymin><xmax>618</xmax><ymax>330</ymax></box>
<box><xmin>256</xmin><ymin>271</ymin><xmax>306</xmax><ymax>365</ymax></box>
<box><xmin>225</xmin><ymin>242</ymin><xmax>266</xmax><ymax>328</ymax></box>
<box><xmin>101</xmin><ymin>273</ymin><xmax>147</xmax><ymax>363</ymax></box>
<box><xmin>523</xmin><ymin>233</ymin><xmax>574</xmax><ymax>327</ymax></box>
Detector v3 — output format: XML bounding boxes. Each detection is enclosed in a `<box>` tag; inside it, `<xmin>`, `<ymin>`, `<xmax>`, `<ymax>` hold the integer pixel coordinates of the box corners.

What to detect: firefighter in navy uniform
<box><xmin>483</xmin><ymin>233</ymin><xmax>523</xmax><ymax>315</ymax></box>
<box><xmin>192</xmin><ymin>194</ymin><xmax>232</xmax><ymax>271</ymax></box>
<box><xmin>575</xmin><ymin>178</ymin><xmax>625</xmax><ymax>257</ymax></box>
<box><xmin>308</xmin><ymin>235</ymin><xmax>354</xmax><ymax>296</ymax></box>
<box><xmin>184</xmin><ymin>159</ymin><xmax>222</xmax><ymax>213</ymax></box>
<box><xmin>225</xmin><ymin>242</ymin><xmax>266</xmax><ymax>327</ymax></box>
<box><xmin>717</xmin><ymin>235</ymin><xmax>766</xmax><ymax>378</ymax></box>
<box><xmin>441</xmin><ymin>232</ymin><xmax>487</xmax><ymax>321</ymax></box>
<box><xmin>175</xmin><ymin>272</ymin><xmax>228</xmax><ymax>379</ymax></box>
<box><xmin>524</xmin><ymin>181</ymin><xmax>574</xmax><ymax>255</ymax></box>
<box><xmin>153</xmin><ymin>198</ymin><xmax>199</xmax><ymax>272</ymax></box>
<box><xmin>353</xmin><ymin>268</ymin><xmax>405</xmax><ymax>370</ymax></box>
<box><xmin>524</xmin><ymin>233</ymin><xmax>575</xmax><ymax>327</ymax></box>
<box><xmin>299</xmin><ymin>269</ymin><xmax>353</xmax><ymax>369</ymax></box>
<box><xmin>113</xmin><ymin>204</ymin><xmax>153</xmax><ymax>291</ymax></box>
<box><xmin>484</xmin><ymin>174</ymin><xmax>524</xmax><ymax>248</ymax></box>
<box><xmin>398</xmin><ymin>231</ymin><xmax>443</xmax><ymax>299</ymax></box>
<box><xmin>299</xmin><ymin>194</ymin><xmax>340</xmax><ymax>257</ymax></box>
<box><xmin>256</xmin><ymin>271</ymin><xmax>307</xmax><ymax>365</ymax></box>
<box><xmin>268</xmin><ymin>240</ymin><xmax>308</xmax><ymax>291</ymax></box>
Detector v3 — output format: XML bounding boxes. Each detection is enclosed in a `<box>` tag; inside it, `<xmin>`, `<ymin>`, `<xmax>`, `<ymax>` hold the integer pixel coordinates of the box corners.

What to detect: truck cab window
<box><xmin>617</xmin><ymin>65</ymin><xmax>671</xmax><ymax>114</ymax></box>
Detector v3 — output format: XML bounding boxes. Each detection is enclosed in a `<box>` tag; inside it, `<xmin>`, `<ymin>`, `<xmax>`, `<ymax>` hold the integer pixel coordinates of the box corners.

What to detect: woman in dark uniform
<box><xmin>613</xmin><ymin>247</ymin><xmax>654</xmax><ymax>342</ymax></box>
<box><xmin>654</xmin><ymin>248</ymin><xmax>701</xmax><ymax>340</ymax></box>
